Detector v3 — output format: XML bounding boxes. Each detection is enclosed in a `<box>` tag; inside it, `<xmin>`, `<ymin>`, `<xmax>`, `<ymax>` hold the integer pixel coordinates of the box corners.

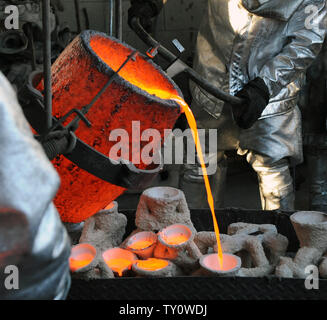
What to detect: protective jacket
<box><xmin>0</xmin><ymin>72</ymin><xmax>71</xmax><ymax>300</ymax></box>
<box><xmin>181</xmin><ymin>0</ymin><xmax>327</xmax><ymax>211</ymax></box>
<box><xmin>191</xmin><ymin>0</ymin><xmax>327</xmax><ymax>120</ymax></box>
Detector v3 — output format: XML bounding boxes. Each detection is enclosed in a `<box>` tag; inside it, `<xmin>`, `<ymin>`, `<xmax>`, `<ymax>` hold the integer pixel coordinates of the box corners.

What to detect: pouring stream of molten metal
<box><xmin>87</xmin><ymin>42</ymin><xmax>224</xmax><ymax>268</ymax></box>
<box><xmin>175</xmin><ymin>97</ymin><xmax>224</xmax><ymax>268</ymax></box>
<box><xmin>138</xmin><ymin>89</ymin><xmax>224</xmax><ymax>267</ymax></box>
<box><xmin>139</xmin><ymin>89</ymin><xmax>224</xmax><ymax>268</ymax></box>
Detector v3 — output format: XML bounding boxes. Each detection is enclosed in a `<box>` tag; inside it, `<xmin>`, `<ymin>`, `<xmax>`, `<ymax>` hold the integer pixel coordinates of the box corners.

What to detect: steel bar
<box><xmin>42</xmin><ymin>0</ymin><xmax>53</xmax><ymax>129</ymax></box>
<box><xmin>74</xmin><ymin>0</ymin><xmax>82</xmax><ymax>33</ymax></box>
<box><xmin>115</xmin><ymin>0</ymin><xmax>122</xmax><ymax>40</ymax></box>
<box><xmin>109</xmin><ymin>0</ymin><xmax>115</xmax><ymax>36</ymax></box>
<box><xmin>82</xmin><ymin>8</ymin><xmax>90</xmax><ymax>29</ymax></box>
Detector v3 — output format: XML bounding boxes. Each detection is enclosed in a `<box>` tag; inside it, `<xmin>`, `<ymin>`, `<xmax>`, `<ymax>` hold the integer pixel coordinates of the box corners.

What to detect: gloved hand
<box><xmin>231</xmin><ymin>77</ymin><xmax>270</xmax><ymax>130</ymax></box>
<box><xmin>128</xmin><ymin>0</ymin><xmax>164</xmax><ymax>31</ymax></box>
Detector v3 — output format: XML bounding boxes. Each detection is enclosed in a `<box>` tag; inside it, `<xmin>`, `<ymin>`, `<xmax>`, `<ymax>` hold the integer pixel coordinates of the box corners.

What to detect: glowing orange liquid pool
<box><xmin>128</xmin><ymin>240</ymin><xmax>154</xmax><ymax>250</ymax></box>
<box><xmin>136</xmin><ymin>258</ymin><xmax>169</xmax><ymax>271</ymax></box>
<box><xmin>165</xmin><ymin>234</ymin><xmax>189</xmax><ymax>245</ymax></box>
<box><xmin>69</xmin><ymin>254</ymin><xmax>94</xmax><ymax>272</ymax></box>
<box><xmin>105</xmin><ymin>258</ymin><xmax>133</xmax><ymax>276</ymax></box>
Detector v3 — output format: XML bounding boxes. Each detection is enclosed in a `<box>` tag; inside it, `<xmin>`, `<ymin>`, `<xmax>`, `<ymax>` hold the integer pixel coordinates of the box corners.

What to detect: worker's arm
<box><xmin>258</xmin><ymin>0</ymin><xmax>327</xmax><ymax>98</ymax></box>
<box><xmin>0</xmin><ymin>209</ymin><xmax>30</xmax><ymax>268</ymax></box>
<box><xmin>0</xmin><ymin>72</ymin><xmax>70</xmax><ymax>299</ymax></box>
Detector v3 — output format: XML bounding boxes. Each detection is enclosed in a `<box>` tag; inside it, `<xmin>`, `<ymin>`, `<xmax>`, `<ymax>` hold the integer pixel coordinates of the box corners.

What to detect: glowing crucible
<box><xmin>158</xmin><ymin>224</ymin><xmax>202</xmax><ymax>260</ymax></box>
<box><xmin>199</xmin><ymin>253</ymin><xmax>241</xmax><ymax>276</ymax></box>
<box><xmin>69</xmin><ymin>243</ymin><xmax>97</xmax><ymax>272</ymax></box>
<box><xmin>126</xmin><ymin>231</ymin><xmax>157</xmax><ymax>259</ymax></box>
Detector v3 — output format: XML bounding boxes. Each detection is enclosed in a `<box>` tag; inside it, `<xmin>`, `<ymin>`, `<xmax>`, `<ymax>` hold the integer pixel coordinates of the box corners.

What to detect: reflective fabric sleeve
<box><xmin>0</xmin><ymin>209</ymin><xmax>30</xmax><ymax>268</ymax></box>
<box><xmin>259</xmin><ymin>0</ymin><xmax>327</xmax><ymax>98</ymax></box>
<box><xmin>0</xmin><ymin>72</ymin><xmax>71</xmax><ymax>300</ymax></box>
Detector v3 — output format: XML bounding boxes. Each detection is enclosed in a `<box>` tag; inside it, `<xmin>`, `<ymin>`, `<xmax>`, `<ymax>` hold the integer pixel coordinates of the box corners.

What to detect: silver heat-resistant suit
<box><xmin>0</xmin><ymin>73</ymin><xmax>71</xmax><ymax>299</ymax></box>
<box><xmin>180</xmin><ymin>0</ymin><xmax>327</xmax><ymax>210</ymax></box>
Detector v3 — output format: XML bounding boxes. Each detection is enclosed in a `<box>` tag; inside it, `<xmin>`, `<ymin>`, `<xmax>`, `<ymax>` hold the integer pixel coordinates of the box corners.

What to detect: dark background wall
<box><xmin>57</xmin><ymin>0</ymin><xmax>206</xmax><ymax>63</ymax></box>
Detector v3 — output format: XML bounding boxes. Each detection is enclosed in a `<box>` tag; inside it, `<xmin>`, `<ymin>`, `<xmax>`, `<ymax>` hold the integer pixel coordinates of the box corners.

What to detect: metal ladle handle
<box><xmin>129</xmin><ymin>17</ymin><xmax>244</xmax><ymax>106</ymax></box>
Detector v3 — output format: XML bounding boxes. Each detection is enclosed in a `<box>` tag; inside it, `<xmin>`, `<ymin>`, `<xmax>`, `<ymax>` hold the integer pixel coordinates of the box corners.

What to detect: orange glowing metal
<box><xmin>42</xmin><ymin>32</ymin><xmax>181</xmax><ymax>223</ymax></box>
<box><xmin>104</xmin><ymin>258</ymin><xmax>133</xmax><ymax>277</ymax></box>
<box><xmin>210</xmin><ymin>254</ymin><xmax>238</xmax><ymax>271</ymax></box>
<box><xmin>69</xmin><ymin>253</ymin><xmax>94</xmax><ymax>272</ymax></box>
<box><xmin>128</xmin><ymin>240</ymin><xmax>154</xmax><ymax>250</ymax></box>
<box><xmin>146</xmin><ymin>90</ymin><xmax>224</xmax><ymax>268</ymax></box>
<box><xmin>165</xmin><ymin>234</ymin><xmax>189</xmax><ymax>245</ymax></box>
<box><xmin>89</xmin><ymin>39</ymin><xmax>178</xmax><ymax>100</ymax></box>
<box><xmin>200</xmin><ymin>253</ymin><xmax>241</xmax><ymax>275</ymax></box>
<box><xmin>104</xmin><ymin>202</ymin><xmax>115</xmax><ymax>210</ymax></box>
<box><xmin>136</xmin><ymin>258</ymin><xmax>169</xmax><ymax>271</ymax></box>
<box><xmin>178</xmin><ymin>99</ymin><xmax>224</xmax><ymax>268</ymax></box>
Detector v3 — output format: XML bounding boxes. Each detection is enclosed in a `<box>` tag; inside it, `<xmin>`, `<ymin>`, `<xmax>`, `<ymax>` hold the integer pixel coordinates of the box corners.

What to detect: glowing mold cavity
<box><xmin>126</xmin><ymin>231</ymin><xmax>158</xmax><ymax>259</ymax></box>
<box><xmin>200</xmin><ymin>253</ymin><xmax>241</xmax><ymax>276</ymax></box>
<box><xmin>102</xmin><ymin>247</ymin><xmax>137</xmax><ymax>277</ymax></box>
<box><xmin>69</xmin><ymin>243</ymin><xmax>97</xmax><ymax>272</ymax></box>
<box><xmin>158</xmin><ymin>224</ymin><xmax>192</xmax><ymax>247</ymax></box>
<box><xmin>135</xmin><ymin>258</ymin><xmax>169</xmax><ymax>271</ymax></box>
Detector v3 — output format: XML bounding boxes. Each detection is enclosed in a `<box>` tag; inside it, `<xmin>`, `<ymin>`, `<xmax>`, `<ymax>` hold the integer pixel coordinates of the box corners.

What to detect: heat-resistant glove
<box><xmin>128</xmin><ymin>0</ymin><xmax>164</xmax><ymax>31</ymax></box>
<box><xmin>231</xmin><ymin>77</ymin><xmax>270</xmax><ymax>130</ymax></box>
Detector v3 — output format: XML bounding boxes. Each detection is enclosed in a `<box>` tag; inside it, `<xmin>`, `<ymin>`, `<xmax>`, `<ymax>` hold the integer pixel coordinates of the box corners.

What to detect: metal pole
<box><xmin>42</xmin><ymin>0</ymin><xmax>52</xmax><ymax>130</ymax></box>
<box><xmin>26</xmin><ymin>24</ymin><xmax>36</xmax><ymax>71</ymax></box>
<box><xmin>115</xmin><ymin>0</ymin><xmax>122</xmax><ymax>40</ymax></box>
<box><xmin>74</xmin><ymin>0</ymin><xmax>81</xmax><ymax>33</ymax></box>
<box><xmin>109</xmin><ymin>0</ymin><xmax>115</xmax><ymax>36</ymax></box>
<box><xmin>82</xmin><ymin>8</ymin><xmax>90</xmax><ymax>30</ymax></box>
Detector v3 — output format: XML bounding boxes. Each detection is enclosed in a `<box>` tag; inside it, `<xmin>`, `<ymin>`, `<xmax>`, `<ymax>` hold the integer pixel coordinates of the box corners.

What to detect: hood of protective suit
<box><xmin>242</xmin><ymin>0</ymin><xmax>305</xmax><ymax>21</ymax></box>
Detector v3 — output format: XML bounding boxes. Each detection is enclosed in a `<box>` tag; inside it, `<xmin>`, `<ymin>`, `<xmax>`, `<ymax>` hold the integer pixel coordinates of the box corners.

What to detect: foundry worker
<box><xmin>0</xmin><ymin>72</ymin><xmax>71</xmax><ymax>299</ymax></box>
<box><xmin>129</xmin><ymin>0</ymin><xmax>327</xmax><ymax>211</ymax></box>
